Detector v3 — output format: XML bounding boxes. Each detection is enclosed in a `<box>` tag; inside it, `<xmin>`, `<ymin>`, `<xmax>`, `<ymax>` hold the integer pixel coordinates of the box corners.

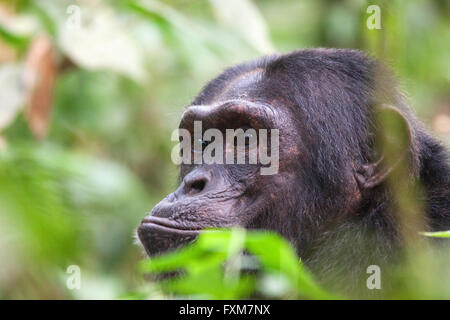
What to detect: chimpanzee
<box><xmin>138</xmin><ymin>48</ymin><xmax>450</xmax><ymax>295</ymax></box>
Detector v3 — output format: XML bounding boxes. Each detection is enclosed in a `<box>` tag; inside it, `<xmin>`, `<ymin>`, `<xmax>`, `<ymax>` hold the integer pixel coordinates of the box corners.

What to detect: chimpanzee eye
<box><xmin>193</xmin><ymin>138</ymin><xmax>209</xmax><ymax>153</ymax></box>
<box><xmin>244</xmin><ymin>131</ymin><xmax>255</xmax><ymax>146</ymax></box>
<box><xmin>234</xmin><ymin>127</ymin><xmax>258</xmax><ymax>149</ymax></box>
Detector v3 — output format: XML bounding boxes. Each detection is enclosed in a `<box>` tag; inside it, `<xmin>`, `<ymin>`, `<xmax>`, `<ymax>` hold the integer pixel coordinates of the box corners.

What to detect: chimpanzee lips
<box><xmin>137</xmin><ymin>216</ymin><xmax>201</xmax><ymax>256</ymax></box>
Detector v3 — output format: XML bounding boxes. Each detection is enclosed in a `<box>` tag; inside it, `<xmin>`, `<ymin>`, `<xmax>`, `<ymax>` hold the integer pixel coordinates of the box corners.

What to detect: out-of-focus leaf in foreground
<box><xmin>139</xmin><ymin>229</ymin><xmax>335</xmax><ymax>299</ymax></box>
<box><xmin>420</xmin><ymin>231</ymin><xmax>450</xmax><ymax>238</ymax></box>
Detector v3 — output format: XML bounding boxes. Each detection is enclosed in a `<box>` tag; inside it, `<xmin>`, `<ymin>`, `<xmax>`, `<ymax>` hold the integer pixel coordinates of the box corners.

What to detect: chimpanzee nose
<box><xmin>183</xmin><ymin>171</ymin><xmax>210</xmax><ymax>195</ymax></box>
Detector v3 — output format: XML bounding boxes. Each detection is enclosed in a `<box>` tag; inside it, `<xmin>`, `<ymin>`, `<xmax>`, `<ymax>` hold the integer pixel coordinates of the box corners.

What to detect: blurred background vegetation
<box><xmin>0</xmin><ymin>0</ymin><xmax>448</xmax><ymax>299</ymax></box>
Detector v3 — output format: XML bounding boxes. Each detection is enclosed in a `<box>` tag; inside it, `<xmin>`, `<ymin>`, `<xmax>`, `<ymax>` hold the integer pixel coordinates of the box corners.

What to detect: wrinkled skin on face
<box><xmin>138</xmin><ymin>97</ymin><xmax>300</xmax><ymax>256</ymax></box>
<box><xmin>138</xmin><ymin>49</ymin><xmax>450</xmax><ymax>292</ymax></box>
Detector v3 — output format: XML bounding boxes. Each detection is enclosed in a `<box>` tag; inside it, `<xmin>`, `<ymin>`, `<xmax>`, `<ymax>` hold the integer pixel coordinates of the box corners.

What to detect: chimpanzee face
<box><xmin>138</xmin><ymin>66</ymin><xmax>305</xmax><ymax>256</ymax></box>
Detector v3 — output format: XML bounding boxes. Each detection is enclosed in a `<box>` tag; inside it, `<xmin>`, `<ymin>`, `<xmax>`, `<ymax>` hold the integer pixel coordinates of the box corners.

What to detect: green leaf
<box><xmin>245</xmin><ymin>231</ymin><xmax>335</xmax><ymax>299</ymax></box>
<box><xmin>420</xmin><ymin>231</ymin><xmax>450</xmax><ymax>238</ymax></box>
<box><xmin>0</xmin><ymin>25</ymin><xmax>30</xmax><ymax>49</ymax></box>
<box><xmin>163</xmin><ymin>268</ymin><xmax>254</xmax><ymax>299</ymax></box>
<box><xmin>208</xmin><ymin>0</ymin><xmax>274</xmax><ymax>53</ymax></box>
<box><xmin>139</xmin><ymin>229</ymin><xmax>335</xmax><ymax>299</ymax></box>
<box><xmin>57</xmin><ymin>3</ymin><xmax>146</xmax><ymax>82</ymax></box>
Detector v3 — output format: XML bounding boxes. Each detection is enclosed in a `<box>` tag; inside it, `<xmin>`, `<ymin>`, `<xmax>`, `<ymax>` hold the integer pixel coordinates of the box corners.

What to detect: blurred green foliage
<box><xmin>138</xmin><ymin>229</ymin><xmax>333</xmax><ymax>299</ymax></box>
<box><xmin>0</xmin><ymin>0</ymin><xmax>448</xmax><ymax>299</ymax></box>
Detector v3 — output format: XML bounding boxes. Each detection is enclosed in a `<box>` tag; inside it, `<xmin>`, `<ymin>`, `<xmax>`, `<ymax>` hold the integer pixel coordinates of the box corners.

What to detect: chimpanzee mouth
<box><xmin>141</xmin><ymin>216</ymin><xmax>204</xmax><ymax>233</ymax></box>
<box><xmin>137</xmin><ymin>216</ymin><xmax>202</xmax><ymax>256</ymax></box>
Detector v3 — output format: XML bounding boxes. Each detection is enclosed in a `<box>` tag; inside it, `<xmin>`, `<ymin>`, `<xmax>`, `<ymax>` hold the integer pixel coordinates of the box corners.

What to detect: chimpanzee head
<box><xmin>137</xmin><ymin>48</ymin><xmax>448</xmax><ymax>261</ymax></box>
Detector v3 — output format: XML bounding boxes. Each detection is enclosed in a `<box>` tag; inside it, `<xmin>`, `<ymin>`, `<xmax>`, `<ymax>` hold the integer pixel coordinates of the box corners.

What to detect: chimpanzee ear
<box><xmin>355</xmin><ymin>104</ymin><xmax>413</xmax><ymax>189</ymax></box>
